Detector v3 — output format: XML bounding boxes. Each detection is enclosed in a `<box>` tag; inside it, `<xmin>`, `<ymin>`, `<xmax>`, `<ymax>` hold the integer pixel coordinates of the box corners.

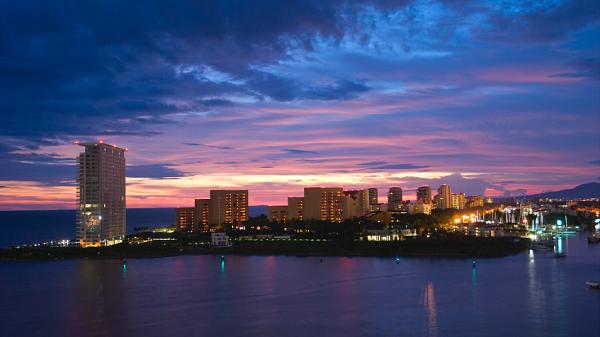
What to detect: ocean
<box><xmin>0</xmin><ymin>234</ymin><xmax>599</xmax><ymax>337</ymax></box>
<box><xmin>0</xmin><ymin>206</ymin><xmax>267</xmax><ymax>248</ymax></box>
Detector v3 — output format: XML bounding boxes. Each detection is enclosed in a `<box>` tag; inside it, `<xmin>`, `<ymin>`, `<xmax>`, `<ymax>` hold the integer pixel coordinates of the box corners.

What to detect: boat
<box><xmin>531</xmin><ymin>237</ymin><xmax>555</xmax><ymax>251</ymax></box>
<box><xmin>531</xmin><ymin>244</ymin><xmax>552</xmax><ymax>252</ymax></box>
<box><xmin>537</xmin><ymin>238</ymin><xmax>554</xmax><ymax>247</ymax></box>
<box><xmin>586</xmin><ymin>281</ymin><xmax>600</xmax><ymax>289</ymax></box>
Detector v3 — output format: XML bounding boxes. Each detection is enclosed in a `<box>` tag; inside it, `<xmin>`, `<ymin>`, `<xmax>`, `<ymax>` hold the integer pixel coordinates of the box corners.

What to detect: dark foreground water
<box><xmin>1</xmin><ymin>235</ymin><xmax>600</xmax><ymax>337</ymax></box>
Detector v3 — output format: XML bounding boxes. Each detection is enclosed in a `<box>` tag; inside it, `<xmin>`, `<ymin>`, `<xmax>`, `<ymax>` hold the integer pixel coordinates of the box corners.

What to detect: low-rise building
<box><xmin>211</xmin><ymin>232</ymin><xmax>231</xmax><ymax>247</ymax></box>
<box><xmin>365</xmin><ymin>229</ymin><xmax>401</xmax><ymax>241</ymax></box>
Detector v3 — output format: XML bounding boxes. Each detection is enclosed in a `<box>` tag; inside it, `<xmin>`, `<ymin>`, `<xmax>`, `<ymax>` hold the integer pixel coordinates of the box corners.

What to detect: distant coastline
<box><xmin>0</xmin><ymin>236</ymin><xmax>530</xmax><ymax>261</ymax></box>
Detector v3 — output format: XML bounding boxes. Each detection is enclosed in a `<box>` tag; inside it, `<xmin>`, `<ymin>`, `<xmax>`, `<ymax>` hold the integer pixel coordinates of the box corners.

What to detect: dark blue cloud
<box><xmin>550</xmin><ymin>58</ymin><xmax>600</xmax><ymax>80</ymax></box>
<box><xmin>0</xmin><ymin>144</ymin><xmax>75</xmax><ymax>184</ymax></box>
<box><xmin>467</xmin><ymin>0</ymin><xmax>600</xmax><ymax>44</ymax></box>
<box><xmin>358</xmin><ymin>161</ymin><xmax>387</xmax><ymax>166</ymax></box>
<box><xmin>296</xmin><ymin>159</ymin><xmax>330</xmax><ymax>164</ymax></box>
<box><xmin>424</xmin><ymin>138</ymin><xmax>466</xmax><ymax>147</ymax></box>
<box><xmin>183</xmin><ymin>143</ymin><xmax>234</xmax><ymax>150</ymax></box>
<box><xmin>281</xmin><ymin>149</ymin><xmax>320</xmax><ymax>155</ymax></box>
<box><xmin>198</xmin><ymin>98</ymin><xmax>235</xmax><ymax>107</ymax></box>
<box><xmin>0</xmin><ymin>0</ymin><xmax>375</xmax><ymax>145</ymax></box>
<box><xmin>127</xmin><ymin>164</ymin><xmax>186</xmax><ymax>178</ymax></box>
<box><xmin>2</xmin><ymin>0</ymin><xmax>596</xmax><ymax>146</ymax></box>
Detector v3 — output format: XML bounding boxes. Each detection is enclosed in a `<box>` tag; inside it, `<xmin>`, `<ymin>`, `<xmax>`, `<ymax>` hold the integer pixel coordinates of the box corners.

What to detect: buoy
<box><xmin>319</xmin><ymin>258</ymin><xmax>323</xmax><ymax>263</ymax></box>
<box><xmin>472</xmin><ymin>260</ymin><xmax>477</xmax><ymax>268</ymax></box>
<box><xmin>395</xmin><ymin>257</ymin><xmax>400</xmax><ymax>264</ymax></box>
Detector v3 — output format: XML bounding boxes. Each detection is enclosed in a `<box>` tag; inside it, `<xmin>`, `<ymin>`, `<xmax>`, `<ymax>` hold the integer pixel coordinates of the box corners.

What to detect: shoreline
<box><xmin>0</xmin><ymin>237</ymin><xmax>530</xmax><ymax>261</ymax></box>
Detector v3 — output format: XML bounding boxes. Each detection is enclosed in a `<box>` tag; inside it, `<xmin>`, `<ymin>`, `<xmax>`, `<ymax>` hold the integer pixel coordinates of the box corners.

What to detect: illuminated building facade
<box><xmin>303</xmin><ymin>187</ymin><xmax>343</xmax><ymax>222</ymax></box>
<box><xmin>267</xmin><ymin>205</ymin><xmax>289</xmax><ymax>223</ymax></box>
<box><xmin>176</xmin><ymin>207</ymin><xmax>195</xmax><ymax>232</ymax></box>
<box><xmin>436</xmin><ymin>184</ymin><xmax>452</xmax><ymax>210</ymax></box>
<box><xmin>209</xmin><ymin>190</ymin><xmax>248</xmax><ymax>229</ymax></box>
<box><xmin>451</xmin><ymin>193</ymin><xmax>466</xmax><ymax>210</ymax></box>
<box><xmin>194</xmin><ymin>198</ymin><xmax>210</xmax><ymax>231</ymax></box>
<box><xmin>417</xmin><ymin>186</ymin><xmax>432</xmax><ymax>204</ymax></box>
<box><xmin>466</xmin><ymin>195</ymin><xmax>484</xmax><ymax>208</ymax></box>
<box><xmin>287</xmin><ymin>197</ymin><xmax>304</xmax><ymax>221</ymax></box>
<box><xmin>368</xmin><ymin>188</ymin><xmax>379</xmax><ymax>211</ymax></box>
<box><xmin>409</xmin><ymin>200</ymin><xmax>432</xmax><ymax>215</ymax></box>
<box><xmin>388</xmin><ymin>187</ymin><xmax>403</xmax><ymax>211</ymax></box>
<box><xmin>76</xmin><ymin>142</ymin><xmax>126</xmax><ymax>247</ymax></box>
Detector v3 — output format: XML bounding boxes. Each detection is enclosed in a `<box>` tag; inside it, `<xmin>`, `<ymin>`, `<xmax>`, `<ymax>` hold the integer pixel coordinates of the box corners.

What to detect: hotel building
<box><xmin>209</xmin><ymin>190</ymin><xmax>248</xmax><ymax>229</ymax></box>
<box><xmin>76</xmin><ymin>142</ymin><xmax>126</xmax><ymax>247</ymax></box>
<box><xmin>176</xmin><ymin>207</ymin><xmax>195</xmax><ymax>232</ymax></box>
<box><xmin>287</xmin><ymin>197</ymin><xmax>304</xmax><ymax>221</ymax></box>
<box><xmin>435</xmin><ymin>184</ymin><xmax>452</xmax><ymax>210</ymax></box>
<box><xmin>194</xmin><ymin>198</ymin><xmax>210</xmax><ymax>231</ymax></box>
<box><xmin>303</xmin><ymin>187</ymin><xmax>343</xmax><ymax>222</ymax></box>
<box><xmin>451</xmin><ymin>193</ymin><xmax>466</xmax><ymax>210</ymax></box>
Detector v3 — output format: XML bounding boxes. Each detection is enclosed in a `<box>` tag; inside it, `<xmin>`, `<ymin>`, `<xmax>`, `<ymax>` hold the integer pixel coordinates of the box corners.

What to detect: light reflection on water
<box><xmin>1</xmin><ymin>235</ymin><xmax>599</xmax><ymax>337</ymax></box>
<box><xmin>423</xmin><ymin>281</ymin><xmax>437</xmax><ymax>337</ymax></box>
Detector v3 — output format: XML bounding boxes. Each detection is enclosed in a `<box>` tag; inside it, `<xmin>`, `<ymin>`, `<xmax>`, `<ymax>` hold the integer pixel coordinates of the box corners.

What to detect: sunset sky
<box><xmin>1</xmin><ymin>0</ymin><xmax>599</xmax><ymax>210</ymax></box>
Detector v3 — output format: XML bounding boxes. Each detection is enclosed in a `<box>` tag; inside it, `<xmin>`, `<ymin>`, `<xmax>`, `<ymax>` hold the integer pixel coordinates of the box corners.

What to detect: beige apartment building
<box><xmin>209</xmin><ymin>190</ymin><xmax>248</xmax><ymax>229</ymax></box>
<box><xmin>303</xmin><ymin>187</ymin><xmax>344</xmax><ymax>222</ymax></box>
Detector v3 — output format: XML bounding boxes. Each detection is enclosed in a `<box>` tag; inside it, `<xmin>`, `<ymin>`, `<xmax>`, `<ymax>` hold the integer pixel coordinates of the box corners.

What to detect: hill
<box><xmin>525</xmin><ymin>182</ymin><xmax>600</xmax><ymax>199</ymax></box>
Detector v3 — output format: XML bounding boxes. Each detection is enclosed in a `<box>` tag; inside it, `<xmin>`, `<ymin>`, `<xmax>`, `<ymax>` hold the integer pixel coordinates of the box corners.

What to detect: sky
<box><xmin>1</xmin><ymin>0</ymin><xmax>599</xmax><ymax>210</ymax></box>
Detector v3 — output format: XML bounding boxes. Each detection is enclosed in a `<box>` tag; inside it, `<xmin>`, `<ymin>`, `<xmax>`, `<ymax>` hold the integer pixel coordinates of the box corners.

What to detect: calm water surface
<box><xmin>1</xmin><ymin>235</ymin><xmax>599</xmax><ymax>337</ymax></box>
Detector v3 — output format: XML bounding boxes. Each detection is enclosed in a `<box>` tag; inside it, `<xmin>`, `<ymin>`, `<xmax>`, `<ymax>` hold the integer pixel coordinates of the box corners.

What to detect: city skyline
<box><xmin>1</xmin><ymin>1</ymin><xmax>599</xmax><ymax>210</ymax></box>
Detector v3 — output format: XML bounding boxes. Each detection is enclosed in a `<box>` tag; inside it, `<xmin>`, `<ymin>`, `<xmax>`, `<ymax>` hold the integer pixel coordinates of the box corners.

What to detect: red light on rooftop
<box><xmin>99</xmin><ymin>139</ymin><xmax>104</xmax><ymax>144</ymax></box>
